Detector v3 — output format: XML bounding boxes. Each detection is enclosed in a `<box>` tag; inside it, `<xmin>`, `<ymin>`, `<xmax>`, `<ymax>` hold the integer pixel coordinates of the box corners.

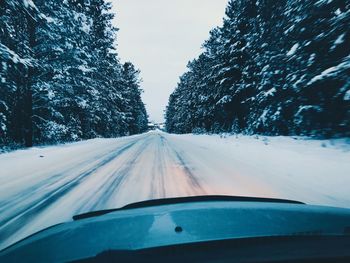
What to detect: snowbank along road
<box><xmin>1</xmin><ymin>130</ymin><xmax>350</xmax><ymax>249</ymax></box>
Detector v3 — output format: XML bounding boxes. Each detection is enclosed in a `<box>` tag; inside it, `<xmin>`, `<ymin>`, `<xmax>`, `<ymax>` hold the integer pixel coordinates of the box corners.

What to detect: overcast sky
<box><xmin>111</xmin><ymin>0</ymin><xmax>228</xmax><ymax>123</ymax></box>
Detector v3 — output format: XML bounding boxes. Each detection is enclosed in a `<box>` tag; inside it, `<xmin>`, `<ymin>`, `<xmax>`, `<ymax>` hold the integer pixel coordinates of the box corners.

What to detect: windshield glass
<box><xmin>0</xmin><ymin>0</ymin><xmax>349</xmax><ymax>253</ymax></box>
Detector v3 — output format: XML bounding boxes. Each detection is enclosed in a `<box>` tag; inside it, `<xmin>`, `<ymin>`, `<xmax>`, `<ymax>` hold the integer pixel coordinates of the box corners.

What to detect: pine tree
<box><xmin>0</xmin><ymin>0</ymin><xmax>41</xmax><ymax>147</ymax></box>
<box><xmin>166</xmin><ymin>0</ymin><xmax>350</xmax><ymax>138</ymax></box>
<box><xmin>1</xmin><ymin>0</ymin><xmax>148</xmax><ymax>149</ymax></box>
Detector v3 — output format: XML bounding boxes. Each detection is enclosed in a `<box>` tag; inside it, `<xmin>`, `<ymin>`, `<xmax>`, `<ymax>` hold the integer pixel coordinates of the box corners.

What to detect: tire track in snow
<box><xmin>149</xmin><ymin>134</ymin><xmax>166</xmax><ymax>199</ymax></box>
<box><xmin>0</xmin><ymin>139</ymin><xmax>138</xmax><ymax>214</ymax></box>
<box><xmin>172</xmin><ymin>149</ymin><xmax>207</xmax><ymax>195</ymax></box>
<box><xmin>84</xmin><ymin>136</ymin><xmax>154</xmax><ymax>210</ymax></box>
<box><xmin>0</xmin><ymin>138</ymin><xmax>141</xmax><ymax>242</ymax></box>
<box><xmin>160</xmin><ymin>134</ymin><xmax>207</xmax><ymax>196</ymax></box>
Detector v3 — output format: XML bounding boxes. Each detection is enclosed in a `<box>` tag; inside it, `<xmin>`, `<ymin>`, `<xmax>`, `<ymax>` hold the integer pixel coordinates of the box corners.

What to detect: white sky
<box><xmin>111</xmin><ymin>0</ymin><xmax>228</xmax><ymax>123</ymax></box>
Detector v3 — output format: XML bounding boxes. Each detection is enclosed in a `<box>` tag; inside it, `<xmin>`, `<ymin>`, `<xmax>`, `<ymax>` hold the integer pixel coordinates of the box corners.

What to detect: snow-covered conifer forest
<box><xmin>165</xmin><ymin>0</ymin><xmax>350</xmax><ymax>138</ymax></box>
<box><xmin>0</xmin><ymin>0</ymin><xmax>148</xmax><ymax>149</ymax></box>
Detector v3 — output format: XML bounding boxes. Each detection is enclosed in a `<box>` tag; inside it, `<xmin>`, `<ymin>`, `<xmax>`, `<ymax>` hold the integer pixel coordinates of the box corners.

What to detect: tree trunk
<box><xmin>23</xmin><ymin>11</ymin><xmax>36</xmax><ymax>147</ymax></box>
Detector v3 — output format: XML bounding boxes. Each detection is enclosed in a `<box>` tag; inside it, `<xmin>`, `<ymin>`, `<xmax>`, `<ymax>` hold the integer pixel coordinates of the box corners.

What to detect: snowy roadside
<box><xmin>167</xmin><ymin>133</ymin><xmax>350</xmax><ymax>208</ymax></box>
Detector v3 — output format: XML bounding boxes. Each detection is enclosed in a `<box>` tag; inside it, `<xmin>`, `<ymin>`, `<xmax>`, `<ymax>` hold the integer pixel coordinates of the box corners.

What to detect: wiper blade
<box><xmin>73</xmin><ymin>195</ymin><xmax>304</xmax><ymax>221</ymax></box>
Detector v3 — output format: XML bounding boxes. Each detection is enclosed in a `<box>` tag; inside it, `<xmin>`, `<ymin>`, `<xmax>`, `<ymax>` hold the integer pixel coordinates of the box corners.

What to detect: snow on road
<box><xmin>0</xmin><ymin>130</ymin><xmax>350</xmax><ymax>249</ymax></box>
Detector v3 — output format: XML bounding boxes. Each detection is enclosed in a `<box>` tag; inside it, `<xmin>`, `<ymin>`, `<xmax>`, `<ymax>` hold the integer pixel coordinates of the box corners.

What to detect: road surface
<box><xmin>0</xmin><ymin>130</ymin><xmax>350</xmax><ymax>249</ymax></box>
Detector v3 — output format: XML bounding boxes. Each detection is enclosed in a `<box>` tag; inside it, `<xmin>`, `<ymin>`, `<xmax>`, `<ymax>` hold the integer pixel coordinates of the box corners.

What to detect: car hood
<box><xmin>1</xmin><ymin>196</ymin><xmax>350</xmax><ymax>262</ymax></box>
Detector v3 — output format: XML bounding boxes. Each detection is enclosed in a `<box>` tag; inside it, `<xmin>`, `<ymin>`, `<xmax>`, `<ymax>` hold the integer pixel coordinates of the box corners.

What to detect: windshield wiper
<box><xmin>73</xmin><ymin>195</ymin><xmax>304</xmax><ymax>221</ymax></box>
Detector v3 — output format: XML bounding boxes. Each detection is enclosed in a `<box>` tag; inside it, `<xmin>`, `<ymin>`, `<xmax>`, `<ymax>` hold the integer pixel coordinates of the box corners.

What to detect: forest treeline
<box><xmin>165</xmin><ymin>0</ymin><xmax>350</xmax><ymax>137</ymax></box>
<box><xmin>0</xmin><ymin>0</ymin><xmax>148</xmax><ymax>149</ymax></box>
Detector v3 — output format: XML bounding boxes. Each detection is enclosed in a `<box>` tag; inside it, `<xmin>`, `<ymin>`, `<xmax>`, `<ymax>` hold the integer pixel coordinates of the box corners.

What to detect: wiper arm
<box><xmin>73</xmin><ymin>195</ymin><xmax>304</xmax><ymax>221</ymax></box>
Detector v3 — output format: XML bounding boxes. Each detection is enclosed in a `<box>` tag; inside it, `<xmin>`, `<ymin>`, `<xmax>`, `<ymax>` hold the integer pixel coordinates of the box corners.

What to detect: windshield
<box><xmin>0</xmin><ymin>0</ymin><xmax>349</xmax><ymax>254</ymax></box>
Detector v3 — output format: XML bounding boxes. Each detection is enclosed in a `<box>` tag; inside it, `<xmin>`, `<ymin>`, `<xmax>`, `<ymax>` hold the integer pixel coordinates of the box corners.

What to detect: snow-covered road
<box><xmin>0</xmin><ymin>131</ymin><xmax>350</xmax><ymax>249</ymax></box>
